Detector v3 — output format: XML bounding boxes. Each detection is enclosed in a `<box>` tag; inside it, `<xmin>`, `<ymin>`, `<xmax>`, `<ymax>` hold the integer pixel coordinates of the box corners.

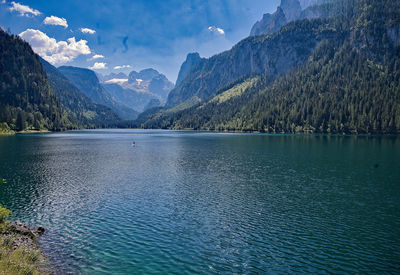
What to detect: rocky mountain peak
<box><xmin>250</xmin><ymin>0</ymin><xmax>330</xmax><ymax>36</ymax></box>
<box><xmin>175</xmin><ymin>52</ymin><xmax>202</xmax><ymax>86</ymax></box>
<box><xmin>128</xmin><ymin>68</ymin><xmax>161</xmax><ymax>83</ymax></box>
<box><xmin>281</xmin><ymin>0</ymin><xmax>302</xmax><ymax>21</ymax></box>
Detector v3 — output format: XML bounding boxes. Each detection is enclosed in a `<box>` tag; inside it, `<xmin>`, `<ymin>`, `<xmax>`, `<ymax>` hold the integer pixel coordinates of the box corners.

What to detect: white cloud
<box><xmin>43</xmin><ymin>16</ymin><xmax>68</xmax><ymax>28</ymax></box>
<box><xmin>9</xmin><ymin>1</ymin><xmax>41</xmax><ymax>16</ymax></box>
<box><xmin>89</xmin><ymin>54</ymin><xmax>104</xmax><ymax>60</ymax></box>
<box><xmin>19</xmin><ymin>29</ymin><xmax>91</xmax><ymax>65</ymax></box>
<box><xmin>208</xmin><ymin>26</ymin><xmax>225</xmax><ymax>35</ymax></box>
<box><xmin>105</xmin><ymin>78</ymin><xmax>129</xmax><ymax>84</ymax></box>
<box><xmin>114</xmin><ymin>65</ymin><xmax>131</xmax><ymax>70</ymax></box>
<box><xmin>80</xmin><ymin>28</ymin><xmax>96</xmax><ymax>34</ymax></box>
<box><xmin>1</xmin><ymin>0</ymin><xmax>6</xmax><ymax>4</ymax></box>
<box><xmin>89</xmin><ymin>62</ymin><xmax>107</xmax><ymax>70</ymax></box>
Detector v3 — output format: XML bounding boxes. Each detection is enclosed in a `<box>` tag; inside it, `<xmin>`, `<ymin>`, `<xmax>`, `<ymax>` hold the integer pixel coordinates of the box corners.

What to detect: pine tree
<box><xmin>16</xmin><ymin>111</ymin><xmax>26</xmax><ymax>131</ymax></box>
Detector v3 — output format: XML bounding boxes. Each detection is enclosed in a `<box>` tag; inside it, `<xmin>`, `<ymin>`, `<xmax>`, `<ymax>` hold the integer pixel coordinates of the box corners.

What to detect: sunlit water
<box><xmin>0</xmin><ymin>130</ymin><xmax>399</xmax><ymax>274</ymax></box>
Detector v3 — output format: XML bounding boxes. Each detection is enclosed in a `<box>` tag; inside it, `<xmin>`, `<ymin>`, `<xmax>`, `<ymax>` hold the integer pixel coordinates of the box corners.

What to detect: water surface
<box><xmin>0</xmin><ymin>130</ymin><xmax>399</xmax><ymax>273</ymax></box>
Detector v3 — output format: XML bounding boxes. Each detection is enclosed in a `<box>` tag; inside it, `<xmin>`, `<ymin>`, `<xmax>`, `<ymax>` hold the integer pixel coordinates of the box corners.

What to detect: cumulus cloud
<box><xmin>9</xmin><ymin>1</ymin><xmax>41</xmax><ymax>16</ymax></box>
<box><xmin>89</xmin><ymin>54</ymin><xmax>104</xmax><ymax>60</ymax></box>
<box><xmin>1</xmin><ymin>0</ymin><xmax>6</xmax><ymax>4</ymax></box>
<box><xmin>208</xmin><ymin>26</ymin><xmax>225</xmax><ymax>35</ymax></box>
<box><xmin>43</xmin><ymin>16</ymin><xmax>68</xmax><ymax>28</ymax></box>
<box><xmin>89</xmin><ymin>62</ymin><xmax>107</xmax><ymax>70</ymax></box>
<box><xmin>105</xmin><ymin>78</ymin><xmax>129</xmax><ymax>84</ymax></box>
<box><xmin>80</xmin><ymin>28</ymin><xmax>96</xmax><ymax>34</ymax></box>
<box><xmin>114</xmin><ymin>65</ymin><xmax>131</xmax><ymax>70</ymax></box>
<box><xmin>19</xmin><ymin>29</ymin><xmax>91</xmax><ymax>64</ymax></box>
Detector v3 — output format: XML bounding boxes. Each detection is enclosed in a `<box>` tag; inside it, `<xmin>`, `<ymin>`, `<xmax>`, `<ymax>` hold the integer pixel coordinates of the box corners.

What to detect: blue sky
<box><xmin>0</xmin><ymin>0</ymin><xmax>280</xmax><ymax>82</ymax></box>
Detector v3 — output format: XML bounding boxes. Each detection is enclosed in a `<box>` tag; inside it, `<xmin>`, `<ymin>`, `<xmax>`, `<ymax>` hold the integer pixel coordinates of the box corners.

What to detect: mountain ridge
<box><xmin>0</xmin><ymin>29</ymin><xmax>64</xmax><ymax>131</ymax></box>
<box><xmin>41</xmin><ymin>58</ymin><xmax>120</xmax><ymax>128</ymax></box>
<box><xmin>136</xmin><ymin>0</ymin><xmax>400</xmax><ymax>134</ymax></box>
<box><xmin>166</xmin><ymin>18</ymin><xmax>335</xmax><ymax>108</ymax></box>
<box><xmin>58</xmin><ymin>66</ymin><xmax>139</xmax><ymax>120</ymax></box>
<box><xmin>99</xmin><ymin>68</ymin><xmax>174</xmax><ymax>112</ymax></box>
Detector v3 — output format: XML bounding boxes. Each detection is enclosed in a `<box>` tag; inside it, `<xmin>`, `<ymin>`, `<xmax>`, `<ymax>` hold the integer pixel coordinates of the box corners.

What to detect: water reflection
<box><xmin>0</xmin><ymin>132</ymin><xmax>399</xmax><ymax>273</ymax></box>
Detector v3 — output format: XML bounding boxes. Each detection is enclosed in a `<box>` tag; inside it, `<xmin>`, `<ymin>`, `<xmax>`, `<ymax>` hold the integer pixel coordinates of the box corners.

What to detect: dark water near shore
<box><xmin>0</xmin><ymin>130</ymin><xmax>399</xmax><ymax>274</ymax></box>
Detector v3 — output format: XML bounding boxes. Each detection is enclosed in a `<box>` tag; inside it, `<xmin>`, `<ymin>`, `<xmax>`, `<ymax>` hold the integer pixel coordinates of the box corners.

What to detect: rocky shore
<box><xmin>0</xmin><ymin>220</ymin><xmax>48</xmax><ymax>274</ymax></box>
<box><xmin>4</xmin><ymin>221</ymin><xmax>45</xmax><ymax>249</ymax></box>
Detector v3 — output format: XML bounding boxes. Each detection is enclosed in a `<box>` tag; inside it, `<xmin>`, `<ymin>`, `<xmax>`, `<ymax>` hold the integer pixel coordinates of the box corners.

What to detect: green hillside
<box><xmin>0</xmin><ymin>29</ymin><xmax>64</xmax><ymax>132</ymax></box>
<box><xmin>41</xmin><ymin>58</ymin><xmax>120</xmax><ymax>128</ymax></box>
<box><xmin>138</xmin><ymin>0</ymin><xmax>400</xmax><ymax>134</ymax></box>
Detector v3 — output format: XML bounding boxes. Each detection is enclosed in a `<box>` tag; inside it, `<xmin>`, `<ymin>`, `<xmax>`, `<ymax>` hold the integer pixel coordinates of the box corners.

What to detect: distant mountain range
<box><xmin>58</xmin><ymin>66</ymin><xmax>139</xmax><ymax>120</ymax></box>
<box><xmin>98</xmin><ymin>69</ymin><xmax>174</xmax><ymax>112</ymax></box>
<box><xmin>0</xmin><ymin>26</ymin><xmax>174</xmax><ymax>131</ymax></box>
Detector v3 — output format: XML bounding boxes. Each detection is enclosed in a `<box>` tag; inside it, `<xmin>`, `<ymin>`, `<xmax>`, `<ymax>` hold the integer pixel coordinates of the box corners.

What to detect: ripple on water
<box><xmin>0</xmin><ymin>131</ymin><xmax>399</xmax><ymax>273</ymax></box>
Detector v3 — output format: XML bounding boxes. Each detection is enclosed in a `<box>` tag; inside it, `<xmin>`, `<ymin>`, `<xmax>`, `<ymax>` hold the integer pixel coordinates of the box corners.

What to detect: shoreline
<box><xmin>0</xmin><ymin>129</ymin><xmax>50</xmax><ymax>135</ymax></box>
<box><xmin>17</xmin><ymin>129</ymin><xmax>51</xmax><ymax>134</ymax></box>
<box><xmin>0</xmin><ymin>219</ymin><xmax>49</xmax><ymax>274</ymax></box>
<box><xmin>2</xmin><ymin>127</ymin><xmax>400</xmax><ymax>137</ymax></box>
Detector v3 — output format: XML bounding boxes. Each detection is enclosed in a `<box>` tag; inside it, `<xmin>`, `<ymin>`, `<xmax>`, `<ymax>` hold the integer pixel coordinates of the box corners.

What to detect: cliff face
<box><xmin>166</xmin><ymin>19</ymin><xmax>335</xmax><ymax>108</ymax></box>
<box><xmin>175</xmin><ymin>53</ymin><xmax>202</xmax><ymax>86</ymax></box>
<box><xmin>250</xmin><ymin>0</ymin><xmax>331</xmax><ymax>37</ymax></box>
<box><xmin>281</xmin><ymin>0</ymin><xmax>302</xmax><ymax>21</ymax></box>
<box><xmin>250</xmin><ymin>7</ymin><xmax>287</xmax><ymax>37</ymax></box>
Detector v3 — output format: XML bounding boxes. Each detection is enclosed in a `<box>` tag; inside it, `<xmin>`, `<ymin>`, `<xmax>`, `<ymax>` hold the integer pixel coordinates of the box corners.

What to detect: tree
<box><xmin>16</xmin><ymin>111</ymin><xmax>26</xmax><ymax>131</ymax></box>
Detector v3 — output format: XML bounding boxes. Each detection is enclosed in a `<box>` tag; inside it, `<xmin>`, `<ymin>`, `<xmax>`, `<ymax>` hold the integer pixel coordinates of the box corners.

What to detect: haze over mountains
<box><xmin>99</xmin><ymin>69</ymin><xmax>174</xmax><ymax>112</ymax></box>
<box><xmin>1</xmin><ymin>0</ymin><xmax>399</xmax><ymax>134</ymax></box>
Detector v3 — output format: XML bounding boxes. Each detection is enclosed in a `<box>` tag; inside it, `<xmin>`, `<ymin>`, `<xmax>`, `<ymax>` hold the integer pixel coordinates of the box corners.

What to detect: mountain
<box><xmin>102</xmin><ymin>83</ymin><xmax>155</xmax><ymax>113</ymax></box>
<box><xmin>100</xmin><ymin>68</ymin><xmax>174</xmax><ymax>112</ymax></box>
<box><xmin>144</xmin><ymin>98</ymin><xmax>161</xmax><ymax>110</ymax></box>
<box><xmin>299</xmin><ymin>0</ymin><xmax>328</xmax><ymax>9</ymax></box>
<box><xmin>41</xmin><ymin>58</ymin><xmax>120</xmax><ymax>128</ymax></box>
<box><xmin>250</xmin><ymin>0</ymin><xmax>331</xmax><ymax>36</ymax></box>
<box><xmin>175</xmin><ymin>53</ymin><xmax>202</xmax><ymax>86</ymax></box>
<box><xmin>136</xmin><ymin>0</ymin><xmax>400</xmax><ymax>134</ymax></box>
<box><xmin>0</xmin><ymin>29</ymin><xmax>64</xmax><ymax>132</ymax></box>
<box><xmin>58</xmin><ymin>66</ymin><xmax>138</xmax><ymax>120</ymax></box>
<box><xmin>101</xmin><ymin>72</ymin><xmax>128</xmax><ymax>82</ymax></box>
<box><xmin>125</xmin><ymin>69</ymin><xmax>174</xmax><ymax>102</ymax></box>
<box><xmin>165</xmin><ymin>18</ymin><xmax>335</xmax><ymax>108</ymax></box>
<box><xmin>250</xmin><ymin>7</ymin><xmax>287</xmax><ymax>37</ymax></box>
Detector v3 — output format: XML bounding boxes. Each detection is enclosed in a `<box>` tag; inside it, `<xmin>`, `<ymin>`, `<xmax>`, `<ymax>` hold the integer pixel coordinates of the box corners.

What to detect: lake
<box><xmin>0</xmin><ymin>130</ymin><xmax>399</xmax><ymax>274</ymax></box>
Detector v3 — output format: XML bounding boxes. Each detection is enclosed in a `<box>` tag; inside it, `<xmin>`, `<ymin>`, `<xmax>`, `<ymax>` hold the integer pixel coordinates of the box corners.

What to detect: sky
<box><xmin>0</xmin><ymin>0</ymin><xmax>280</xmax><ymax>82</ymax></box>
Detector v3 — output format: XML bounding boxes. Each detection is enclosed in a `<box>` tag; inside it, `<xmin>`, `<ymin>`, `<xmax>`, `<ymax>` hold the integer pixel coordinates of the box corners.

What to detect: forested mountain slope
<box><xmin>137</xmin><ymin>0</ymin><xmax>400</xmax><ymax>134</ymax></box>
<box><xmin>0</xmin><ymin>29</ymin><xmax>64</xmax><ymax>131</ymax></box>
<box><xmin>166</xmin><ymin>18</ymin><xmax>335</xmax><ymax>108</ymax></box>
<box><xmin>41</xmin><ymin>59</ymin><xmax>120</xmax><ymax>128</ymax></box>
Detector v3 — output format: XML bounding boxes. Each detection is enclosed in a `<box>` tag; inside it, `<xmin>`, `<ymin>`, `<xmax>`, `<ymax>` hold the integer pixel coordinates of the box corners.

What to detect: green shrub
<box><xmin>0</xmin><ymin>206</ymin><xmax>12</xmax><ymax>224</ymax></box>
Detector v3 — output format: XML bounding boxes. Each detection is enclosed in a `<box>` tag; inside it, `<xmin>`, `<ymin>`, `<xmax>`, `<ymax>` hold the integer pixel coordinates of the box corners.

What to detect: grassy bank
<box><xmin>0</xmin><ymin>206</ymin><xmax>48</xmax><ymax>275</ymax></box>
<box><xmin>17</xmin><ymin>130</ymin><xmax>51</xmax><ymax>134</ymax></box>
<box><xmin>0</xmin><ymin>123</ymin><xmax>15</xmax><ymax>135</ymax></box>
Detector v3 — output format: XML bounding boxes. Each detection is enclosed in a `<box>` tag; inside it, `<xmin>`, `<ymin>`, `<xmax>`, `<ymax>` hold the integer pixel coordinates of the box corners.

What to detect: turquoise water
<box><xmin>0</xmin><ymin>130</ymin><xmax>399</xmax><ymax>273</ymax></box>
